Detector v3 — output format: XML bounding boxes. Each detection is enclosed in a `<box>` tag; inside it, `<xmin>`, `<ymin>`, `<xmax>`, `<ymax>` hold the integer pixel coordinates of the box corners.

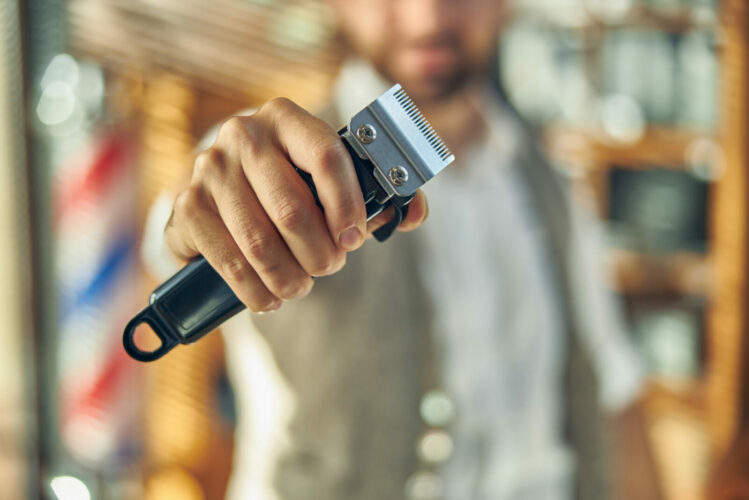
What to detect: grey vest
<box><xmin>251</xmin><ymin>104</ymin><xmax>608</xmax><ymax>500</ymax></box>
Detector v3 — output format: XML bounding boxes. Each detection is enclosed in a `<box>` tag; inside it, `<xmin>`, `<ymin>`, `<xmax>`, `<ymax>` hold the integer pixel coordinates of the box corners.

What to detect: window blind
<box><xmin>66</xmin><ymin>0</ymin><xmax>342</xmax><ymax>103</ymax></box>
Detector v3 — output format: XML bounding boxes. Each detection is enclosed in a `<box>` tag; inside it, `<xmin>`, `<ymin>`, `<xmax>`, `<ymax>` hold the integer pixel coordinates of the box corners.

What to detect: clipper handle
<box><xmin>123</xmin><ymin>258</ymin><xmax>243</xmax><ymax>361</ymax></box>
<box><xmin>124</xmin><ymin>133</ymin><xmax>413</xmax><ymax>362</ymax></box>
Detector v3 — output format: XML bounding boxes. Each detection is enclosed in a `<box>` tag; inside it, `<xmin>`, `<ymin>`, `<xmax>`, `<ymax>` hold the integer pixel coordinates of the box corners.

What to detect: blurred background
<box><xmin>1</xmin><ymin>0</ymin><xmax>747</xmax><ymax>498</ymax></box>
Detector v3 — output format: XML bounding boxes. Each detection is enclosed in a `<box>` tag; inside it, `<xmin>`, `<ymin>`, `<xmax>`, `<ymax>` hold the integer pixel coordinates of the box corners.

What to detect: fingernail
<box><xmin>339</xmin><ymin>226</ymin><xmax>362</xmax><ymax>251</ymax></box>
<box><xmin>261</xmin><ymin>299</ymin><xmax>282</xmax><ymax>313</ymax></box>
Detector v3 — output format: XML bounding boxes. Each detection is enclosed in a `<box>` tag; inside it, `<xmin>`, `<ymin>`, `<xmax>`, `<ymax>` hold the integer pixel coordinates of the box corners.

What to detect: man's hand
<box><xmin>165</xmin><ymin>98</ymin><xmax>428</xmax><ymax>313</ymax></box>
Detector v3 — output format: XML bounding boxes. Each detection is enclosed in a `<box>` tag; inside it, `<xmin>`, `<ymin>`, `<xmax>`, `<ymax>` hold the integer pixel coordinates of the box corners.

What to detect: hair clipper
<box><xmin>123</xmin><ymin>84</ymin><xmax>454</xmax><ymax>361</ymax></box>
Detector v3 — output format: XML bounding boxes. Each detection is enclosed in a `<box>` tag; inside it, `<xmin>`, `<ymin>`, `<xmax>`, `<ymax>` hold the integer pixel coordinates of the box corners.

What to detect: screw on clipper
<box><xmin>389</xmin><ymin>166</ymin><xmax>409</xmax><ymax>186</ymax></box>
<box><xmin>356</xmin><ymin>124</ymin><xmax>377</xmax><ymax>144</ymax></box>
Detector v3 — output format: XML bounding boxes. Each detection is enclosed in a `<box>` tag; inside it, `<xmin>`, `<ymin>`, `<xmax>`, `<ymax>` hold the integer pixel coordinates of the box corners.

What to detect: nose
<box><xmin>398</xmin><ymin>0</ymin><xmax>455</xmax><ymax>39</ymax></box>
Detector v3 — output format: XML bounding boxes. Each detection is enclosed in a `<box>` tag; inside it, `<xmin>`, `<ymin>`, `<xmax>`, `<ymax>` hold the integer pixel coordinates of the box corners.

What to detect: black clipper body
<box><xmin>123</xmin><ymin>84</ymin><xmax>454</xmax><ymax>362</ymax></box>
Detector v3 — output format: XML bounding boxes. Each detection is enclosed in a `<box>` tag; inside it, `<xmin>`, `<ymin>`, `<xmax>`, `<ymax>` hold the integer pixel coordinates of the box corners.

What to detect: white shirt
<box><xmin>418</xmin><ymin>93</ymin><xmax>574</xmax><ymax>499</ymax></box>
<box><xmin>142</xmin><ymin>60</ymin><xmax>644</xmax><ymax>500</ymax></box>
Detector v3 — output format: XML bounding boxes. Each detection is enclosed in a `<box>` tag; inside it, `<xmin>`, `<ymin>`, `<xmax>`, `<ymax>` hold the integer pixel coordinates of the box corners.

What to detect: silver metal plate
<box><xmin>347</xmin><ymin>84</ymin><xmax>455</xmax><ymax>198</ymax></box>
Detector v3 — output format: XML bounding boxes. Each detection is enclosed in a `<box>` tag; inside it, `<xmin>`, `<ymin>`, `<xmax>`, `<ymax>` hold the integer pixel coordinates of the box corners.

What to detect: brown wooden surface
<box><xmin>135</xmin><ymin>75</ymin><xmax>238</xmax><ymax>500</ymax></box>
<box><xmin>66</xmin><ymin>0</ymin><xmax>340</xmax><ymax>106</ymax></box>
<box><xmin>609</xmin><ymin>250</ymin><xmax>712</xmax><ymax>297</ymax></box>
<box><xmin>706</xmin><ymin>0</ymin><xmax>748</xmax><ymax>463</ymax></box>
<box><xmin>546</xmin><ymin>126</ymin><xmax>715</xmax><ymax>171</ymax></box>
<box><xmin>707</xmin><ymin>427</ymin><xmax>749</xmax><ymax>500</ymax></box>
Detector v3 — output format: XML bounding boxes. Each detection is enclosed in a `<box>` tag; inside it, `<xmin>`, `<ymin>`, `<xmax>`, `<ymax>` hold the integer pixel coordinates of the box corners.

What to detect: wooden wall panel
<box><xmin>706</xmin><ymin>0</ymin><xmax>748</xmax><ymax>460</ymax></box>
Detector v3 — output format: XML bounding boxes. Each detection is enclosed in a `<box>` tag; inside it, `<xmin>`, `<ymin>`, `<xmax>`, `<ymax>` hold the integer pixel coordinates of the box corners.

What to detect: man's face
<box><xmin>329</xmin><ymin>0</ymin><xmax>507</xmax><ymax>102</ymax></box>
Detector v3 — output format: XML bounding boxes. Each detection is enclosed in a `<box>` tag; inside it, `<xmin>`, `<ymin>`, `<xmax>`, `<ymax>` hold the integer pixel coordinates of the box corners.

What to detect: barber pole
<box><xmin>54</xmin><ymin>131</ymin><xmax>141</xmax><ymax>465</ymax></box>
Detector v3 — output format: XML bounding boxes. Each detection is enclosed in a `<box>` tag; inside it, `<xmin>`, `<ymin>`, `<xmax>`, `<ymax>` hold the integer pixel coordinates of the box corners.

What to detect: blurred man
<box><xmin>147</xmin><ymin>0</ymin><xmax>662</xmax><ymax>498</ymax></box>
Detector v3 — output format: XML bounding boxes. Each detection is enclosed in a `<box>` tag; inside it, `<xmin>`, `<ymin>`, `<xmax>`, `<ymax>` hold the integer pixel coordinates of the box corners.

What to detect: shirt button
<box><xmin>419</xmin><ymin>390</ymin><xmax>455</xmax><ymax>427</ymax></box>
<box><xmin>417</xmin><ymin>429</ymin><xmax>453</xmax><ymax>464</ymax></box>
<box><xmin>405</xmin><ymin>471</ymin><xmax>443</xmax><ymax>500</ymax></box>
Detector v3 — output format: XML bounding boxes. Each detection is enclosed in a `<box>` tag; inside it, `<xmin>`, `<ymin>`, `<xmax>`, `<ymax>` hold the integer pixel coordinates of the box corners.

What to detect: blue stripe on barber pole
<box><xmin>59</xmin><ymin>233</ymin><xmax>137</xmax><ymax>323</ymax></box>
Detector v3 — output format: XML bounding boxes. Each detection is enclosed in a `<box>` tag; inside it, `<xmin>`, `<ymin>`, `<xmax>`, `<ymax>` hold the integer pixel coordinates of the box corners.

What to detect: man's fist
<box><xmin>165</xmin><ymin>98</ymin><xmax>428</xmax><ymax>313</ymax></box>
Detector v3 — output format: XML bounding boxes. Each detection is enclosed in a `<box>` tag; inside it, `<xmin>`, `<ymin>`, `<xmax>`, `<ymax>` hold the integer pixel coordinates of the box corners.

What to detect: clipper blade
<box><xmin>348</xmin><ymin>84</ymin><xmax>455</xmax><ymax>198</ymax></box>
<box><xmin>391</xmin><ymin>86</ymin><xmax>453</xmax><ymax>163</ymax></box>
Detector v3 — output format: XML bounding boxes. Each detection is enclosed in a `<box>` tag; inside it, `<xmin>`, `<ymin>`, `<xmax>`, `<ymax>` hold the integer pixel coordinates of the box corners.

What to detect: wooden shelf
<box><xmin>518</xmin><ymin>4</ymin><xmax>717</xmax><ymax>33</ymax></box>
<box><xmin>519</xmin><ymin>0</ymin><xmax>747</xmax><ymax>495</ymax></box>
<box><xmin>644</xmin><ymin>379</ymin><xmax>706</xmax><ymax>418</ymax></box>
<box><xmin>608</xmin><ymin>250</ymin><xmax>712</xmax><ymax>297</ymax></box>
<box><xmin>545</xmin><ymin>126</ymin><xmax>715</xmax><ymax>171</ymax></box>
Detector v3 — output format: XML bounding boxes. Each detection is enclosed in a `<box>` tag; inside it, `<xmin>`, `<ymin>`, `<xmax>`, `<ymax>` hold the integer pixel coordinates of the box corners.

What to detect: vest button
<box><xmin>405</xmin><ymin>471</ymin><xmax>443</xmax><ymax>500</ymax></box>
<box><xmin>417</xmin><ymin>429</ymin><xmax>453</xmax><ymax>464</ymax></box>
<box><xmin>419</xmin><ymin>390</ymin><xmax>455</xmax><ymax>427</ymax></box>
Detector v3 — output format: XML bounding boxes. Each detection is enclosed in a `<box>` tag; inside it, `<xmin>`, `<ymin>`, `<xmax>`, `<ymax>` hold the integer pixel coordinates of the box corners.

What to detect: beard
<box><xmin>341</xmin><ymin>31</ymin><xmax>490</xmax><ymax>104</ymax></box>
<box><xmin>372</xmin><ymin>57</ymin><xmax>473</xmax><ymax>103</ymax></box>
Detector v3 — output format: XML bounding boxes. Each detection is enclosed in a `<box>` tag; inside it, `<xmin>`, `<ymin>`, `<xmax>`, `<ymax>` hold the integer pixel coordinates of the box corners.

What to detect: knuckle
<box><xmin>243</xmin><ymin>231</ymin><xmax>275</xmax><ymax>263</ymax></box>
<box><xmin>193</xmin><ymin>147</ymin><xmax>224</xmax><ymax>181</ymax></box>
<box><xmin>308</xmin><ymin>262</ymin><xmax>330</xmax><ymax>278</ymax></box>
<box><xmin>218</xmin><ymin>116</ymin><xmax>245</xmax><ymax>140</ymax></box>
<box><xmin>249</xmin><ymin>256</ymin><xmax>286</xmax><ymax>285</ymax></box>
<box><xmin>221</xmin><ymin>256</ymin><xmax>253</xmax><ymax>284</ymax></box>
<box><xmin>276</xmin><ymin>275</ymin><xmax>313</xmax><ymax>300</ymax></box>
<box><xmin>219</xmin><ymin>116</ymin><xmax>261</xmax><ymax>153</ymax></box>
<box><xmin>262</xmin><ymin>97</ymin><xmax>297</xmax><ymax>116</ymax></box>
<box><xmin>274</xmin><ymin>199</ymin><xmax>308</xmax><ymax>232</ymax></box>
<box><xmin>312</xmin><ymin>139</ymin><xmax>347</xmax><ymax>175</ymax></box>
<box><xmin>174</xmin><ymin>186</ymin><xmax>204</xmax><ymax>219</ymax></box>
<box><xmin>198</xmin><ymin>147</ymin><xmax>224</xmax><ymax>167</ymax></box>
<box><xmin>331</xmin><ymin>195</ymin><xmax>364</xmax><ymax>221</ymax></box>
<box><xmin>309</xmin><ymin>251</ymin><xmax>345</xmax><ymax>277</ymax></box>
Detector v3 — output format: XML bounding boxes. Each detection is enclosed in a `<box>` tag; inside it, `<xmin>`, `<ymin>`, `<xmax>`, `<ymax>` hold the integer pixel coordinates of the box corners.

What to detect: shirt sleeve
<box><xmin>566</xmin><ymin>187</ymin><xmax>646</xmax><ymax>413</ymax></box>
<box><xmin>139</xmin><ymin>190</ymin><xmax>181</xmax><ymax>281</ymax></box>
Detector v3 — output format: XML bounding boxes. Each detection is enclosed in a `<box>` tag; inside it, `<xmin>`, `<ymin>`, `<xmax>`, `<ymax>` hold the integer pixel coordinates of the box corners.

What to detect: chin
<box><xmin>401</xmin><ymin>74</ymin><xmax>467</xmax><ymax>103</ymax></box>
<box><xmin>373</xmin><ymin>59</ymin><xmax>471</xmax><ymax>103</ymax></box>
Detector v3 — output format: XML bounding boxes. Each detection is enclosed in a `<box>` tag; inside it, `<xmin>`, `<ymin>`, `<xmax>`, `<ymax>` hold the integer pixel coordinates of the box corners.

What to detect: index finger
<box><xmin>258</xmin><ymin>98</ymin><xmax>367</xmax><ymax>252</ymax></box>
<box><xmin>366</xmin><ymin>189</ymin><xmax>429</xmax><ymax>235</ymax></box>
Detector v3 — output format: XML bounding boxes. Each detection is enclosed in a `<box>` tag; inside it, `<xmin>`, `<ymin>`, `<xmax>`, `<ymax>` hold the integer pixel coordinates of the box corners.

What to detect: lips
<box><xmin>398</xmin><ymin>45</ymin><xmax>458</xmax><ymax>77</ymax></box>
